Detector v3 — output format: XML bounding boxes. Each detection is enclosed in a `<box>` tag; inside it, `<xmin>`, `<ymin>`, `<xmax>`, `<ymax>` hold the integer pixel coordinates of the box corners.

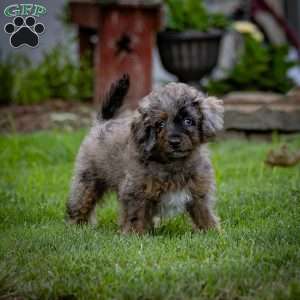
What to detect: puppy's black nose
<box><xmin>169</xmin><ymin>137</ymin><xmax>181</xmax><ymax>148</ymax></box>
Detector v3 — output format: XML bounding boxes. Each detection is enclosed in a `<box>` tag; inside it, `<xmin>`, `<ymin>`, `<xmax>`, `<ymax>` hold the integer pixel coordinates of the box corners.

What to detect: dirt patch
<box><xmin>0</xmin><ymin>100</ymin><xmax>95</xmax><ymax>133</ymax></box>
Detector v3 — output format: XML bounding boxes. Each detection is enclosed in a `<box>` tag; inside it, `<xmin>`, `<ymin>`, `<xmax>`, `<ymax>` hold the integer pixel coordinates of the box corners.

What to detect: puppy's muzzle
<box><xmin>168</xmin><ymin>136</ymin><xmax>181</xmax><ymax>149</ymax></box>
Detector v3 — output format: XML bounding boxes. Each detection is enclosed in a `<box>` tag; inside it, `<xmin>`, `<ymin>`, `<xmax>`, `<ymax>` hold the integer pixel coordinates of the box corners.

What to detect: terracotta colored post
<box><xmin>69</xmin><ymin>1</ymin><xmax>162</xmax><ymax>108</ymax></box>
<box><xmin>79</xmin><ymin>27</ymin><xmax>95</xmax><ymax>59</ymax></box>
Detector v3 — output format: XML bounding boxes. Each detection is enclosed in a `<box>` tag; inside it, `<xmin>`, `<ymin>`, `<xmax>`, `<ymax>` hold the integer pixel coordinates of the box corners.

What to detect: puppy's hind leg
<box><xmin>66</xmin><ymin>169</ymin><xmax>106</xmax><ymax>225</ymax></box>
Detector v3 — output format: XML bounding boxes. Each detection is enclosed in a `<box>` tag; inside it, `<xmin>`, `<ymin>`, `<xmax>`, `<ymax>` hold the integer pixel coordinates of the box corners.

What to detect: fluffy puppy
<box><xmin>66</xmin><ymin>75</ymin><xmax>224</xmax><ymax>234</ymax></box>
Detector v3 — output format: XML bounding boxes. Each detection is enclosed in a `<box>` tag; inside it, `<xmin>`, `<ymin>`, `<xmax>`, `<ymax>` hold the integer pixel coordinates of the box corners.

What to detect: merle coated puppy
<box><xmin>66</xmin><ymin>75</ymin><xmax>224</xmax><ymax>234</ymax></box>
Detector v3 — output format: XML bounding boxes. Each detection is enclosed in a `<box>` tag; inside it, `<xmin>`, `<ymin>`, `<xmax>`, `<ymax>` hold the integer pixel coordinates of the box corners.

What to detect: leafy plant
<box><xmin>165</xmin><ymin>0</ymin><xmax>229</xmax><ymax>31</ymax></box>
<box><xmin>205</xmin><ymin>36</ymin><xmax>297</xmax><ymax>95</ymax></box>
<box><xmin>40</xmin><ymin>46</ymin><xmax>93</xmax><ymax>100</ymax></box>
<box><xmin>12</xmin><ymin>66</ymin><xmax>51</xmax><ymax>104</ymax></box>
<box><xmin>0</xmin><ymin>45</ymin><xmax>93</xmax><ymax>105</ymax></box>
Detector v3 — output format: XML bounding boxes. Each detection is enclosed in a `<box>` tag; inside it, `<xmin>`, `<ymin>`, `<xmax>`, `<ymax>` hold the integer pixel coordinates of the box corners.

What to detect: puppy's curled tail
<box><xmin>98</xmin><ymin>74</ymin><xmax>130</xmax><ymax>120</ymax></box>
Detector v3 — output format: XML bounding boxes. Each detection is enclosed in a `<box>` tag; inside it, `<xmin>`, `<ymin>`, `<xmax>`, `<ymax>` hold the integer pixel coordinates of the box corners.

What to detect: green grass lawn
<box><xmin>0</xmin><ymin>131</ymin><xmax>300</xmax><ymax>300</ymax></box>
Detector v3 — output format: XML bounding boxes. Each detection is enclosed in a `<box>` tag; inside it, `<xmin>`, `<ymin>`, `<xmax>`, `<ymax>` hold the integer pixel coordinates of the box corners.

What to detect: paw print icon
<box><xmin>4</xmin><ymin>16</ymin><xmax>45</xmax><ymax>48</ymax></box>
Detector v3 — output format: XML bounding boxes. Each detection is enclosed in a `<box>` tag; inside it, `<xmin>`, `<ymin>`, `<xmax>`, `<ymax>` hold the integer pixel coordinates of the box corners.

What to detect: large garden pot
<box><xmin>157</xmin><ymin>30</ymin><xmax>223</xmax><ymax>82</ymax></box>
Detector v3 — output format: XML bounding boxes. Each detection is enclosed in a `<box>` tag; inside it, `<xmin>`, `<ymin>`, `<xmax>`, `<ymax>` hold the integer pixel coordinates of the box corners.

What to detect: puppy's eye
<box><xmin>183</xmin><ymin>118</ymin><xmax>193</xmax><ymax>127</ymax></box>
<box><xmin>157</xmin><ymin>121</ymin><xmax>166</xmax><ymax>128</ymax></box>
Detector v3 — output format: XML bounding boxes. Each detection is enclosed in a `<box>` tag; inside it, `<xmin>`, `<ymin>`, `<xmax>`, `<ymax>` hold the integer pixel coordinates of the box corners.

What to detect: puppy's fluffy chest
<box><xmin>155</xmin><ymin>189</ymin><xmax>192</xmax><ymax>220</ymax></box>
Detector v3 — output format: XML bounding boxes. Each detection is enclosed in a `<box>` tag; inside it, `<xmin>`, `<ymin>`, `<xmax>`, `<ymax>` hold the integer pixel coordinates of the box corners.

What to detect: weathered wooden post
<box><xmin>70</xmin><ymin>0</ymin><xmax>162</xmax><ymax>108</ymax></box>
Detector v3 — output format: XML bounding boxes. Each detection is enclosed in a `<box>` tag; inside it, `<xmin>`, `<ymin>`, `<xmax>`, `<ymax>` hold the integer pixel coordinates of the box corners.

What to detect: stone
<box><xmin>287</xmin><ymin>87</ymin><xmax>300</xmax><ymax>101</ymax></box>
<box><xmin>224</xmin><ymin>91</ymin><xmax>282</xmax><ymax>104</ymax></box>
<box><xmin>50</xmin><ymin>112</ymin><xmax>79</xmax><ymax>123</ymax></box>
<box><xmin>224</xmin><ymin>91</ymin><xmax>300</xmax><ymax>132</ymax></box>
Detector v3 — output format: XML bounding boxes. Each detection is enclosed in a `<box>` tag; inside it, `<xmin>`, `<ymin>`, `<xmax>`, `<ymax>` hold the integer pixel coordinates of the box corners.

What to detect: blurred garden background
<box><xmin>0</xmin><ymin>0</ymin><xmax>299</xmax><ymax>135</ymax></box>
<box><xmin>0</xmin><ymin>0</ymin><xmax>300</xmax><ymax>299</ymax></box>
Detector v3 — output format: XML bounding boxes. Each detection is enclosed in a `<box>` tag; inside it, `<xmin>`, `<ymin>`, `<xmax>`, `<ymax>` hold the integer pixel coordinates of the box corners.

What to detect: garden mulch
<box><xmin>0</xmin><ymin>100</ymin><xmax>94</xmax><ymax>134</ymax></box>
<box><xmin>1</xmin><ymin>88</ymin><xmax>300</xmax><ymax>136</ymax></box>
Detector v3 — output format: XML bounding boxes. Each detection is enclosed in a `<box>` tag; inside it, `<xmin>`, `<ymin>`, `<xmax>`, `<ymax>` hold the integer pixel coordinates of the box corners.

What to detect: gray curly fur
<box><xmin>66</xmin><ymin>78</ymin><xmax>224</xmax><ymax>234</ymax></box>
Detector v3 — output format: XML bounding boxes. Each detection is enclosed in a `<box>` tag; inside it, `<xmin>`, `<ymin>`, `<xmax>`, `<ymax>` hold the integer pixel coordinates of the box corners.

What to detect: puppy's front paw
<box><xmin>121</xmin><ymin>220</ymin><xmax>146</xmax><ymax>235</ymax></box>
<box><xmin>121</xmin><ymin>227</ymin><xmax>145</xmax><ymax>235</ymax></box>
<box><xmin>192</xmin><ymin>219</ymin><xmax>222</xmax><ymax>233</ymax></box>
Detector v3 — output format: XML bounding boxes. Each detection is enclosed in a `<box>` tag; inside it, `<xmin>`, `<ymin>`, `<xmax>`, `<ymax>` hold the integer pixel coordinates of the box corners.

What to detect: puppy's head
<box><xmin>131</xmin><ymin>83</ymin><xmax>223</xmax><ymax>163</ymax></box>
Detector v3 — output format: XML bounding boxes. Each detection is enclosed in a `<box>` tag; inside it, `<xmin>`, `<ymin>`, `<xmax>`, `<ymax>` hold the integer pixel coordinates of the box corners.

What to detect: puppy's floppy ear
<box><xmin>131</xmin><ymin>109</ymin><xmax>156</xmax><ymax>159</ymax></box>
<box><xmin>194</xmin><ymin>96</ymin><xmax>224</xmax><ymax>142</ymax></box>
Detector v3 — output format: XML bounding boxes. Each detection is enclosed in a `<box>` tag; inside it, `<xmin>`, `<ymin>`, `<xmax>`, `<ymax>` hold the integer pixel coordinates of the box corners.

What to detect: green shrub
<box><xmin>39</xmin><ymin>47</ymin><xmax>93</xmax><ymax>101</ymax></box>
<box><xmin>205</xmin><ymin>36</ymin><xmax>297</xmax><ymax>95</ymax></box>
<box><xmin>11</xmin><ymin>56</ymin><xmax>51</xmax><ymax>104</ymax></box>
<box><xmin>165</xmin><ymin>0</ymin><xmax>229</xmax><ymax>31</ymax></box>
<box><xmin>0</xmin><ymin>45</ymin><xmax>93</xmax><ymax>105</ymax></box>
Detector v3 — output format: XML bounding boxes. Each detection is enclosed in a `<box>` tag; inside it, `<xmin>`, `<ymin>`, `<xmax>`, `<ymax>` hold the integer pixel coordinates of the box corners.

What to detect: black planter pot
<box><xmin>157</xmin><ymin>30</ymin><xmax>223</xmax><ymax>82</ymax></box>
